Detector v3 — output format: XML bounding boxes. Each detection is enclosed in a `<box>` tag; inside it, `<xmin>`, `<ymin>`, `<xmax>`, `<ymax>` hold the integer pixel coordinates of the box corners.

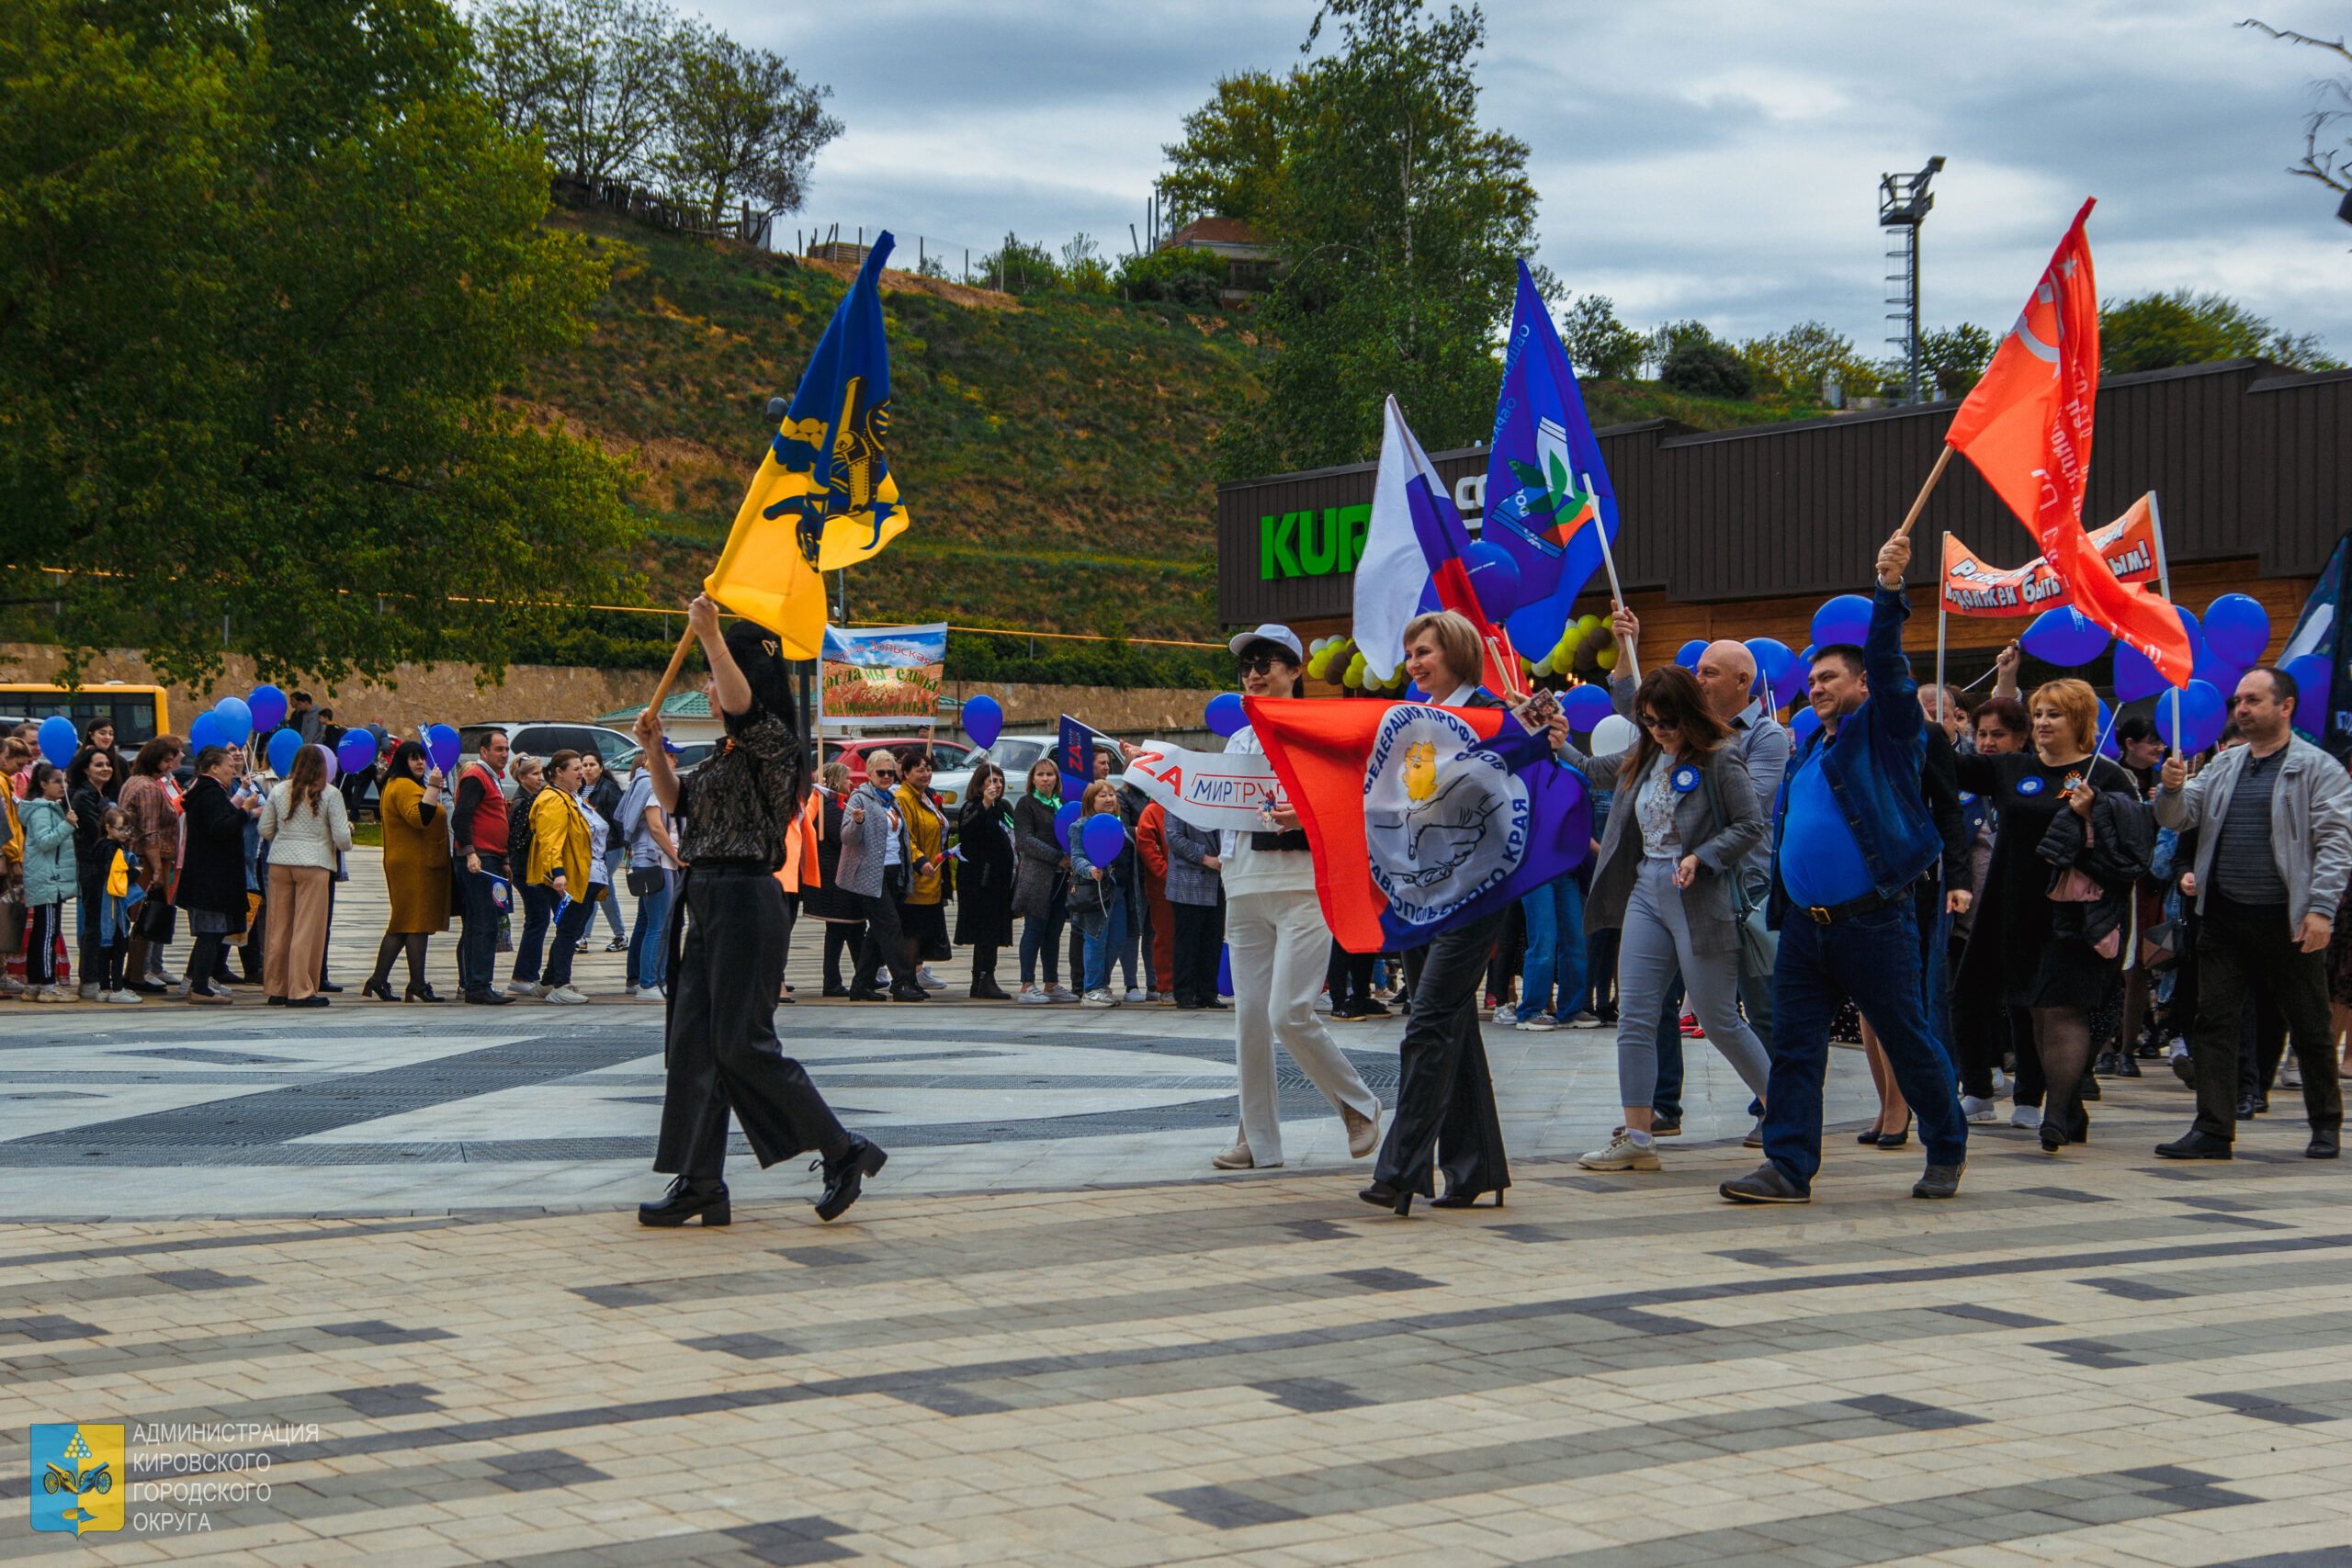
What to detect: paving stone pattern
<box><xmin>0</xmin><ymin>1069</ymin><xmax>2345</xmax><ymax>1565</ymax></box>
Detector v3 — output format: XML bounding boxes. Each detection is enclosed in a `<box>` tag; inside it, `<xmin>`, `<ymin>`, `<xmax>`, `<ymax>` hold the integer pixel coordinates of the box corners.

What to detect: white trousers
<box><xmin>1227</xmin><ymin>888</ymin><xmax>1379</xmax><ymax>1164</ymax></box>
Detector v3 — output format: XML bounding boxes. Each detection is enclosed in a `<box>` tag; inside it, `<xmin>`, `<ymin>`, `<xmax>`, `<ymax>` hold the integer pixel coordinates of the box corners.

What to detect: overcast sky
<box><xmin>701</xmin><ymin>0</ymin><xmax>2351</xmax><ymax>360</ymax></box>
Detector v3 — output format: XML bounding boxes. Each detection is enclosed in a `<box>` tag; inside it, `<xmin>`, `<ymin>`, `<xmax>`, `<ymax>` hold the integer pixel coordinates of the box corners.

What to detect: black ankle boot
<box><xmin>638</xmin><ymin>1176</ymin><xmax>729</xmax><ymax>1227</ymax></box>
<box><xmin>812</xmin><ymin>1135</ymin><xmax>887</xmax><ymax>1222</ymax></box>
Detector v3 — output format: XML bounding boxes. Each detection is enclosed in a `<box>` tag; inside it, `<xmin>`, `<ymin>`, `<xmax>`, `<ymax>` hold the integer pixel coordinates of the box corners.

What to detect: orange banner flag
<box><xmin>1942</xmin><ymin>200</ymin><xmax>2193</xmax><ymax>685</ymax></box>
<box><xmin>1940</xmin><ymin>493</ymin><xmax>2161</xmax><ymax>616</ymax></box>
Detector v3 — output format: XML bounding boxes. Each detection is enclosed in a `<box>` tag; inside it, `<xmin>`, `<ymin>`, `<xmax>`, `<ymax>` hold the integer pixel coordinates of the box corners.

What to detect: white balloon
<box><xmin>1589</xmin><ymin>714</ymin><xmax>1637</xmax><ymax>756</ymax></box>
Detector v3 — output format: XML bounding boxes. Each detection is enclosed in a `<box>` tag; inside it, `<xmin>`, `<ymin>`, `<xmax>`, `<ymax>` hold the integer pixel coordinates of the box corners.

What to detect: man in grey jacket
<box><xmin>2153</xmin><ymin>666</ymin><xmax>2352</xmax><ymax>1161</ymax></box>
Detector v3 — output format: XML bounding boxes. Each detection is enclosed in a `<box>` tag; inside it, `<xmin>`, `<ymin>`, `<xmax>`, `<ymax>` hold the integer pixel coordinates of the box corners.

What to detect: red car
<box><xmin>823</xmin><ymin>737</ymin><xmax>976</xmax><ymax>787</ymax></box>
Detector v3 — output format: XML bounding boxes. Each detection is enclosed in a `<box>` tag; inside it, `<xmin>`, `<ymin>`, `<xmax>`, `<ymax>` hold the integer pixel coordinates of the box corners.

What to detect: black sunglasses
<box><xmin>1238</xmin><ymin>656</ymin><xmax>1291</xmax><ymax>677</ymax></box>
<box><xmin>1639</xmin><ymin>714</ymin><xmax>1675</xmax><ymax>731</ymax></box>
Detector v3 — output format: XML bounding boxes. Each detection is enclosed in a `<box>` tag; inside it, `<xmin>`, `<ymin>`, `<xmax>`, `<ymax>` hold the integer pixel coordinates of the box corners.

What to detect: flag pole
<box><xmin>1895</xmin><ymin>445</ymin><xmax>1955</xmax><ymax>540</ymax></box>
<box><xmin>1936</xmin><ymin>531</ymin><xmax>1950</xmax><ymax>728</ymax></box>
<box><xmin>1585</xmin><ymin>471</ymin><xmax>1638</xmax><ymax>682</ymax></box>
<box><xmin>647</xmin><ymin>626</ymin><xmax>698</xmax><ymax>716</ymax></box>
<box><xmin>2147</xmin><ymin>490</ymin><xmax>2181</xmax><ymax>750</ymax></box>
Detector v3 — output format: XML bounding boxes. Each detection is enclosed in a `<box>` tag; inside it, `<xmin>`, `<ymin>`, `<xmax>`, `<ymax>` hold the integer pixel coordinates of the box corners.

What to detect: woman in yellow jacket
<box><xmin>894</xmin><ymin>750</ymin><xmax>952</xmax><ymax>990</ymax></box>
<box><xmin>527</xmin><ymin>749</ymin><xmax>605</xmax><ymax>1004</ymax></box>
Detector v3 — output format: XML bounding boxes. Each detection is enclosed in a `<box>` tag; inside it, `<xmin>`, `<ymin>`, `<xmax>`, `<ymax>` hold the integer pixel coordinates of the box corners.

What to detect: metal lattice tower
<box><xmin>1878</xmin><ymin>156</ymin><xmax>1945</xmax><ymax>405</ymax></box>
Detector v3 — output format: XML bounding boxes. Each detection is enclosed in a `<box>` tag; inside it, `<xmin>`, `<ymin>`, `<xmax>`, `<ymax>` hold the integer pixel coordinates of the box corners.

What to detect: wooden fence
<box><xmin>550</xmin><ymin>176</ymin><xmax>771</xmax><ymax>248</ymax></box>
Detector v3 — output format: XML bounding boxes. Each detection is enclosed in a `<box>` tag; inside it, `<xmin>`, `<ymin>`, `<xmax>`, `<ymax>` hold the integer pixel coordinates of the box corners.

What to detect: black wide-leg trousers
<box><xmin>1374</xmin><ymin>911</ymin><xmax>1511</xmax><ymax>1199</ymax></box>
<box><xmin>656</xmin><ymin>866</ymin><xmax>848</xmax><ymax>1179</ymax></box>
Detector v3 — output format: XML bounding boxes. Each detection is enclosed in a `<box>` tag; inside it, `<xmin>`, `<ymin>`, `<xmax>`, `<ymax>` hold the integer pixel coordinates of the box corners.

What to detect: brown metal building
<box><xmin>1217</xmin><ymin>358</ymin><xmax>2352</xmax><ymax>686</ymax></box>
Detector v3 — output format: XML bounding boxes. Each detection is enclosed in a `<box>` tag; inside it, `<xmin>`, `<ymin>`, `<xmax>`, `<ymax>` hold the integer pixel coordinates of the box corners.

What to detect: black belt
<box><xmin>1801</xmin><ymin>880</ymin><xmax>1916</xmax><ymax>925</ymax></box>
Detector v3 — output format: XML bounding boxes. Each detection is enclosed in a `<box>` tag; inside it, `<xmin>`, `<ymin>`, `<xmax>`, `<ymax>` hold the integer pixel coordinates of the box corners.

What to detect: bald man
<box><xmin>1610</xmin><ymin>615</ymin><xmax>1792</xmax><ymax>1133</ymax></box>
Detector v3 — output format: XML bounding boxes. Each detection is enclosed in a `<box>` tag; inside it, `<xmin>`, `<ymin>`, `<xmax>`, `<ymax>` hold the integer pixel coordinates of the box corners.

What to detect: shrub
<box><xmin>1660</xmin><ymin>341</ymin><xmax>1753</xmax><ymax>400</ymax></box>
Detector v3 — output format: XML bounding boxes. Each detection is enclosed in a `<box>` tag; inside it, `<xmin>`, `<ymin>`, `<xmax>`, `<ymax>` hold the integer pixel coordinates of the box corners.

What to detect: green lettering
<box><xmin>1338</xmin><ymin>504</ymin><xmax>1372</xmax><ymax>573</ymax></box>
<box><xmin>1300</xmin><ymin>508</ymin><xmax>1340</xmax><ymax>575</ymax></box>
<box><xmin>1260</xmin><ymin>514</ymin><xmax>1278</xmax><ymax>580</ymax></box>
<box><xmin>1271</xmin><ymin>511</ymin><xmax>1303</xmax><ymax>577</ymax></box>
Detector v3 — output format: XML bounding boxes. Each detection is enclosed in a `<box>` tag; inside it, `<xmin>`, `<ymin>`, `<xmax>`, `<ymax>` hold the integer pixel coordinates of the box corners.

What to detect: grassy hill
<box><xmin>514</xmin><ymin>211</ymin><xmax>1837</xmax><ymax>672</ymax></box>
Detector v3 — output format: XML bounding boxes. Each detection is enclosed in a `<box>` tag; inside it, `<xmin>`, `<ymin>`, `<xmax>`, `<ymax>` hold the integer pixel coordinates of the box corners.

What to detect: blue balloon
<box><xmin>2193</xmin><ymin>649</ymin><xmax>2242</xmax><ymax>694</ymax></box>
<box><xmin>2202</xmin><ymin>592</ymin><xmax>2270</xmax><ymax>668</ymax></box>
<box><xmin>2019</xmin><ymin>606</ymin><xmax>2109</xmax><ymax>667</ymax></box>
<box><xmin>426</xmin><ymin>723</ymin><xmax>461</xmax><ymax>773</ymax></box>
<box><xmin>1080</xmin><ymin>811</ymin><xmax>1128</xmax><ymax>866</ymax></box>
<box><xmin>212</xmin><ymin>695</ymin><xmax>253</xmax><ymax>744</ymax></box>
<box><xmin>1560</xmin><ymin>685</ymin><xmax>1615</xmax><ymax>732</ymax></box>
<box><xmin>2111</xmin><ymin>643</ymin><xmax>2168</xmax><ymax>703</ymax></box>
<box><xmin>336</xmin><ymin>730</ymin><xmax>378</xmax><ymax>774</ymax></box>
<box><xmin>1205</xmin><ymin>692</ymin><xmax>1247</xmax><ymax>738</ymax></box>
<box><xmin>37</xmin><ymin>715</ymin><xmax>78</xmax><ymax>768</ymax></box>
<box><xmin>1744</xmin><ymin>637</ymin><xmax>1796</xmax><ymax>701</ymax></box>
<box><xmin>1053</xmin><ymin>799</ymin><xmax>1080</xmax><ymax>850</ymax></box>
<box><xmin>186</xmin><ymin>712</ymin><xmax>222</xmax><ymax>753</ymax></box>
<box><xmin>266</xmin><ymin>728</ymin><xmax>301</xmax><ymax>775</ymax></box>
<box><xmin>2154</xmin><ymin>679</ymin><xmax>2226</xmax><ymax>754</ymax></box>
<box><xmin>1810</xmin><ymin>594</ymin><xmax>1873</xmax><ymax>651</ymax></box>
<box><xmin>1675</xmin><ymin>639</ymin><xmax>1707</xmax><ymax>670</ymax></box>
<box><xmin>247</xmin><ymin>683</ymin><xmax>288</xmax><ymax>733</ymax></box>
<box><xmin>2096</xmin><ymin>698</ymin><xmax>2116</xmax><ymax>757</ymax></box>
<box><xmin>2286</xmin><ymin>653</ymin><xmax>2332</xmax><ymax>737</ymax></box>
<box><xmin>1415</xmin><ymin>577</ymin><xmax>1441</xmax><ymax>615</ymax></box>
<box><xmin>962</xmin><ymin>694</ymin><xmax>1003</xmax><ymax>750</ymax></box>
<box><xmin>1460</xmin><ymin>541</ymin><xmax>1521</xmax><ymax>619</ymax></box>
<box><xmin>1788</xmin><ymin>704</ymin><xmax>1821</xmax><ymax>748</ymax></box>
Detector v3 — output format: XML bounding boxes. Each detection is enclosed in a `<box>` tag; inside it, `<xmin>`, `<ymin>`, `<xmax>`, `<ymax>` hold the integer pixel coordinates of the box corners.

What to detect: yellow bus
<box><xmin>0</xmin><ymin>682</ymin><xmax>174</xmax><ymax>754</ymax></box>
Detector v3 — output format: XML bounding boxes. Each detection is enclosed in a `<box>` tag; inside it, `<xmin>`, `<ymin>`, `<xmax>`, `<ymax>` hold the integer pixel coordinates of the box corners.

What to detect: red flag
<box><xmin>1942</xmin><ymin>200</ymin><xmax>2193</xmax><ymax>685</ymax></box>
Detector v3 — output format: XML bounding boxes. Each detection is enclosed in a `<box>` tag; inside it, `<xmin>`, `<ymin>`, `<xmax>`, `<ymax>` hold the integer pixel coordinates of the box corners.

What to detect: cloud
<box><xmin>697</xmin><ymin>0</ymin><xmax>2351</xmax><ymax>353</ymax></box>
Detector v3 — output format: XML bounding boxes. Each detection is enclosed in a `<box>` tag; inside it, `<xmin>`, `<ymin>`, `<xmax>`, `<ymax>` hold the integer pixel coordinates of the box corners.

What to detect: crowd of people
<box><xmin>3</xmin><ymin>529</ymin><xmax>2345</xmax><ymax>1218</ymax></box>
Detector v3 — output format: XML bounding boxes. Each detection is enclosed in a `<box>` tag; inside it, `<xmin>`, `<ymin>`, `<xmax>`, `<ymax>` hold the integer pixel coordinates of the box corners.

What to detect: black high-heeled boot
<box><xmin>639</xmin><ymin>1177</ymin><xmax>729</xmax><ymax>1227</ymax></box>
<box><xmin>1358</xmin><ymin>1180</ymin><xmax>1414</xmax><ymax>1216</ymax></box>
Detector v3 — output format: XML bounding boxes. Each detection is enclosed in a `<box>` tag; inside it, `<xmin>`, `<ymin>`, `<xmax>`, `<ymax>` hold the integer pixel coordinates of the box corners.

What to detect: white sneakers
<box><xmin>1080</xmin><ymin>987</ymin><xmax>1118</xmax><ymax>1008</ymax></box>
<box><xmin>1579</xmin><ymin>1128</ymin><xmax>1663</xmax><ymax>1171</ymax></box>
<box><xmin>1343</xmin><ymin>1104</ymin><xmax>1381</xmax><ymax>1159</ymax></box>
<box><xmin>1016</xmin><ymin>985</ymin><xmax>1051</xmax><ymax>1005</ymax></box>
<box><xmin>2011</xmin><ymin>1103</ymin><xmax>2043</xmax><ymax>1130</ymax></box>
<box><xmin>915</xmin><ymin>965</ymin><xmax>946</xmax><ymax>990</ymax></box>
<box><xmin>1961</xmin><ymin>1094</ymin><xmax>2002</xmax><ymax>1123</ymax></box>
<box><xmin>1516</xmin><ymin>1013</ymin><xmax>1559</xmax><ymax>1032</ymax></box>
<box><xmin>103</xmin><ymin>989</ymin><xmax>142</xmax><ymax>1004</ymax></box>
<box><xmin>505</xmin><ymin>979</ymin><xmax>539</xmax><ymax>998</ymax></box>
<box><xmin>544</xmin><ymin>986</ymin><xmax>590</xmax><ymax>1005</ymax></box>
<box><xmin>1124</xmin><ymin>987</ymin><xmax>1147</xmax><ymax>1004</ymax></box>
<box><xmin>628</xmin><ymin>986</ymin><xmax>664</xmax><ymax>1002</ymax></box>
<box><xmin>1046</xmin><ymin>984</ymin><xmax>1079</xmax><ymax>1004</ymax></box>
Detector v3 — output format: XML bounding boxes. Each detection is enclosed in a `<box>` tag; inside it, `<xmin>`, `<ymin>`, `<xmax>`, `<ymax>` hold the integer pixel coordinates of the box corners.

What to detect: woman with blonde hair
<box><xmin>1554</xmin><ymin>664</ymin><xmax>1770</xmax><ymax>1171</ymax></box>
<box><xmin>365</xmin><ymin>739</ymin><xmax>452</xmax><ymax>1002</ymax></box>
<box><xmin>1954</xmin><ymin>673</ymin><xmax>2145</xmax><ymax>1152</ymax></box>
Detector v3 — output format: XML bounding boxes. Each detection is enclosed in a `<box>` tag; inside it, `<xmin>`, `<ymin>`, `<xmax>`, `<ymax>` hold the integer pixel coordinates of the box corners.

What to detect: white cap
<box><xmin>1228</xmin><ymin>624</ymin><xmax>1304</xmax><ymax>662</ymax></box>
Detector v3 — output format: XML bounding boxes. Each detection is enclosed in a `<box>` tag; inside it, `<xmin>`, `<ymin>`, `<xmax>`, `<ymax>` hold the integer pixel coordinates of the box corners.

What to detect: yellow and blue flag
<box><xmin>707</xmin><ymin>232</ymin><xmax>910</xmax><ymax>655</ymax></box>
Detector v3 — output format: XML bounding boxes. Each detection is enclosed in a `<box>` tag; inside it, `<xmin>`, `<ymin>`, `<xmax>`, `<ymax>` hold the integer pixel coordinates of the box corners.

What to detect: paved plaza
<box><xmin>0</xmin><ymin>856</ymin><xmax>2346</xmax><ymax>1564</ymax></box>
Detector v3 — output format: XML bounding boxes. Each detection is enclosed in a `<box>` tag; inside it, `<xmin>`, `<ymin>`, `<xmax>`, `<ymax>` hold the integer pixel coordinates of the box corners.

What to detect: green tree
<box><xmin>1740</xmin><ymin>321</ymin><xmax>1863</xmax><ymax>400</ymax></box>
<box><xmin>654</xmin><ymin>22</ymin><xmax>838</xmax><ymax>220</ymax></box>
<box><xmin>1159</xmin><ymin>69</ymin><xmax>1299</xmax><ymax>230</ymax></box>
<box><xmin>1</xmin><ymin>0</ymin><xmax>639</xmax><ymax>689</ymax></box>
<box><xmin>1921</xmin><ymin>322</ymin><xmax>1995</xmax><ymax>398</ymax></box>
<box><xmin>1216</xmin><ymin>0</ymin><xmax>1540</xmax><ymax>477</ymax></box>
<box><xmin>976</xmin><ymin>234</ymin><xmax>1059</xmax><ymax>296</ymax></box>
<box><xmin>1660</xmin><ymin>341</ymin><xmax>1750</xmax><ymax>400</ymax></box>
<box><xmin>472</xmin><ymin>0</ymin><xmax>678</xmax><ymax>186</ymax></box>
<box><xmin>2101</xmin><ymin>289</ymin><xmax>2337</xmax><ymax>374</ymax></box>
<box><xmin>1559</xmin><ymin>295</ymin><xmax>1645</xmax><ymax>381</ymax></box>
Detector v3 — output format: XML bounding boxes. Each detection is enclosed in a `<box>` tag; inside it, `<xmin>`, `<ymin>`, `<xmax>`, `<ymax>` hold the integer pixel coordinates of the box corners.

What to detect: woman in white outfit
<box><xmin>1555</xmin><ymin>663</ymin><xmax>1771</xmax><ymax>1171</ymax></box>
<box><xmin>1214</xmin><ymin>624</ymin><xmax>1382</xmax><ymax>1170</ymax></box>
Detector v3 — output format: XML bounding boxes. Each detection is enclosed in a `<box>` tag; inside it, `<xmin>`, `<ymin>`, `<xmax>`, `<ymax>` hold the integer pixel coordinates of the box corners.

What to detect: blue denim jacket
<box><xmin>1766</xmin><ymin>584</ymin><xmax>1940</xmax><ymax>928</ymax></box>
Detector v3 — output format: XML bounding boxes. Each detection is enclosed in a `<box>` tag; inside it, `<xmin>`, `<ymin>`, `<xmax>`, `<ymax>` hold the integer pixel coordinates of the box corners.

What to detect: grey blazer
<box><xmin>2154</xmin><ymin>733</ymin><xmax>2352</xmax><ymax>928</ymax></box>
<box><xmin>832</xmin><ymin>782</ymin><xmax>903</xmax><ymax>899</ymax></box>
<box><xmin>1557</xmin><ymin>741</ymin><xmax>1763</xmax><ymax>954</ymax></box>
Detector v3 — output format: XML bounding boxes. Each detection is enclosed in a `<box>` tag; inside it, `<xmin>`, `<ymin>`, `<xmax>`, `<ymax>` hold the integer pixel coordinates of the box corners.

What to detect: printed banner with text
<box><xmin>818</xmin><ymin>623</ymin><xmax>945</xmax><ymax>724</ymax></box>
<box><xmin>1940</xmin><ymin>494</ymin><xmax>2160</xmax><ymax>616</ymax></box>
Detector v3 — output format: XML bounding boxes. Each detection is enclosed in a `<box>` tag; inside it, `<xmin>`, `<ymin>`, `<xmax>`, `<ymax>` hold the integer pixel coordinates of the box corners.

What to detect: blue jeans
<box><xmin>628</xmin><ymin>870</ymin><xmax>673</xmax><ymax>991</ymax></box>
<box><xmin>1516</xmin><ymin>874</ymin><xmax>1587</xmax><ymax>1021</ymax></box>
<box><xmin>510</xmin><ymin>882</ymin><xmax>557</xmax><ymax>985</ymax></box>
<box><xmin>1020</xmin><ymin>885</ymin><xmax>1068</xmax><ymax>987</ymax></box>
<box><xmin>1759</xmin><ymin>900</ymin><xmax>1968</xmax><ymax>1189</ymax></box>
<box><xmin>598</xmin><ymin>848</ymin><xmax>628</xmax><ymax>938</ymax></box>
<box><xmin>1081</xmin><ymin>895</ymin><xmax>1129</xmax><ymax>993</ymax></box>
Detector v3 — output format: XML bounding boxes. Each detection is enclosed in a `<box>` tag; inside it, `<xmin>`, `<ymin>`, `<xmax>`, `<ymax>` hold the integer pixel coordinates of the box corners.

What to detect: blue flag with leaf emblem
<box><xmin>706</xmin><ymin>233</ymin><xmax>909</xmax><ymax>655</ymax></box>
<box><xmin>1484</xmin><ymin>261</ymin><xmax>1620</xmax><ymax>659</ymax></box>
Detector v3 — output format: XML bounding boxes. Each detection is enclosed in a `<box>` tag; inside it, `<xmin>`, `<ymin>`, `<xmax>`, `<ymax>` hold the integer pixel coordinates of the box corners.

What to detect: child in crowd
<box><xmin>93</xmin><ymin>807</ymin><xmax>144</xmax><ymax>1002</ymax></box>
<box><xmin>17</xmin><ymin>762</ymin><xmax>76</xmax><ymax>1001</ymax></box>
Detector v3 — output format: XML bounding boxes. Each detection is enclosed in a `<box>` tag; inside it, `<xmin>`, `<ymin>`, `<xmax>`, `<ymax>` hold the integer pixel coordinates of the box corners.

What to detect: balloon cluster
<box><xmin>1306</xmin><ymin>635</ymin><xmax>1409</xmax><ymax>694</ymax></box>
<box><xmin>1534</xmin><ymin>614</ymin><xmax>1616</xmax><ymax>678</ymax></box>
<box><xmin>2003</xmin><ymin>590</ymin><xmax>2299</xmax><ymax>755</ymax></box>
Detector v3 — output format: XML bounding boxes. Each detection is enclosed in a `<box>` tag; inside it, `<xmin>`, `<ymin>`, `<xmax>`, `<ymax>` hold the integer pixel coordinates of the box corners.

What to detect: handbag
<box><xmin>627</xmin><ymin>865</ymin><xmax>666</xmax><ymax>897</ymax></box>
<box><xmin>1700</xmin><ymin>753</ymin><xmax>1777</xmax><ymax>979</ymax></box>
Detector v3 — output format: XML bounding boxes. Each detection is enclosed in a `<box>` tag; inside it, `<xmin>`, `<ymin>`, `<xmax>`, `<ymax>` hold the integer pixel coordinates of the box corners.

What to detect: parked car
<box><xmin>966</xmin><ymin>733</ymin><xmax>1125</xmax><ymax>803</ymax></box>
<box><xmin>458</xmin><ymin>722</ymin><xmax>640</xmax><ymax>781</ymax></box>
<box><xmin>608</xmin><ymin>739</ymin><xmax>718</xmax><ymax>777</ymax></box>
<box><xmin>823</xmin><ymin>736</ymin><xmax>978</xmax><ymax>805</ymax></box>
